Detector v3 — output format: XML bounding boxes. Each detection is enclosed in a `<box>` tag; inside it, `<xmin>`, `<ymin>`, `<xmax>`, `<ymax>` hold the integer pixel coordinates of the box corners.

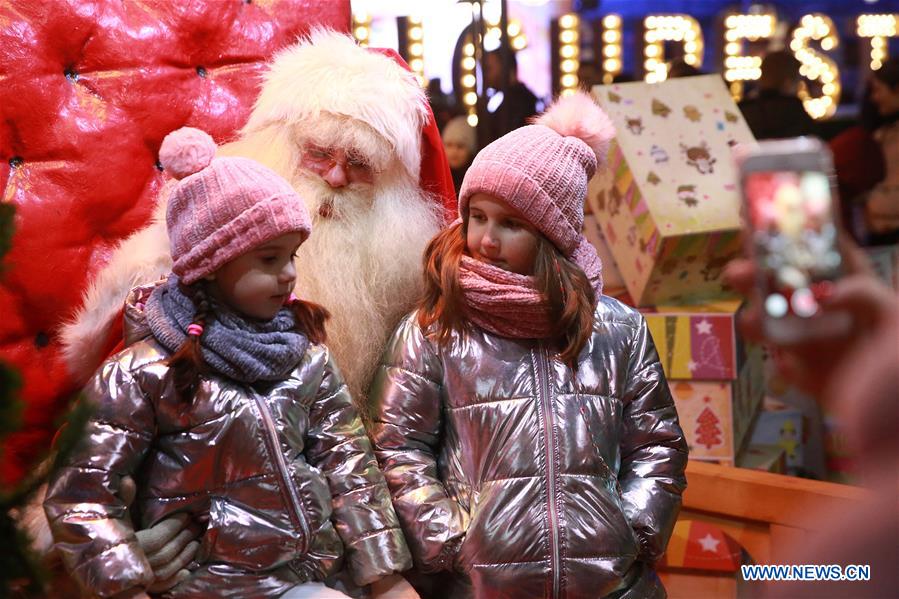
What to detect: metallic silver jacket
<box><xmin>44</xmin><ymin>289</ymin><xmax>412</xmax><ymax>598</ymax></box>
<box><xmin>370</xmin><ymin>296</ymin><xmax>688</xmax><ymax>599</ymax></box>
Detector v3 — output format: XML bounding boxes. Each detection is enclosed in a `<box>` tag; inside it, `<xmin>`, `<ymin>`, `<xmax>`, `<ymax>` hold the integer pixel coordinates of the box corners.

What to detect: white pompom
<box><xmin>158</xmin><ymin>127</ymin><xmax>216</xmax><ymax>180</ymax></box>
<box><xmin>534</xmin><ymin>91</ymin><xmax>616</xmax><ymax>165</ymax></box>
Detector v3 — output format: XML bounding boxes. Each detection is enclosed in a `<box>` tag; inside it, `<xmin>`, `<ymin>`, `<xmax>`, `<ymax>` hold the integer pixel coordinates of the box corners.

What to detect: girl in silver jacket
<box><xmin>369</xmin><ymin>93</ymin><xmax>688</xmax><ymax>599</ymax></box>
<box><xmin>43</xmin><ymin>128</ymin><xmax>411</xmax><ymax>598</ymax></box>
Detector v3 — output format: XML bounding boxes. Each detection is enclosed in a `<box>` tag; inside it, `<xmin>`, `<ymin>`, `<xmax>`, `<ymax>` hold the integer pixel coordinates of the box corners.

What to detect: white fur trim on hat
<box><xmin>244</xmin><ymin>29</ymin><xmax>428</xmax><ymax>181</ymax></box>
<box><xmin>59</xmin><ymin>195</ymin><xmax>172</xmax><ymax>382</ymax></box>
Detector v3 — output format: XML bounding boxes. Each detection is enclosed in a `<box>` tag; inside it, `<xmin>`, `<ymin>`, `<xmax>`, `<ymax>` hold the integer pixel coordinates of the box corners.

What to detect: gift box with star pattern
<box><xmin>641</xmin><ymin>301</ymin><xmax>765</xmax><ymax>464</ymax></box>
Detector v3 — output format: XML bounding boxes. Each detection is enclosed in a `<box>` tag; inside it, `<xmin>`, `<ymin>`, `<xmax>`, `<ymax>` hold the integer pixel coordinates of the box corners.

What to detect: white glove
<box><xmin>120</xmin><ymin>476</ymin><xmax>199</xmax><ymax>592</ymax></box>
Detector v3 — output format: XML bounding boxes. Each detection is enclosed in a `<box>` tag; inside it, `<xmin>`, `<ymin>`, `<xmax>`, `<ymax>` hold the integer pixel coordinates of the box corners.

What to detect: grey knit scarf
<box><xmin>145</xmin><ymin>275</ymin><xmax>308</xmax><ymax>384</ymax></box>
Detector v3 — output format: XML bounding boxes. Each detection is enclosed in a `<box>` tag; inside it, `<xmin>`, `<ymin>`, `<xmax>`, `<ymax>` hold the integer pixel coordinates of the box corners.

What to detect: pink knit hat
<box><xmin>159</xmin><ymin>127</ymin><xmax>312</xmax><ymax>285</ymax></box>
<box><xmin>459</xmin><ymin>91</ymin><xmax>615</xmax><ymax>295</ymax></box>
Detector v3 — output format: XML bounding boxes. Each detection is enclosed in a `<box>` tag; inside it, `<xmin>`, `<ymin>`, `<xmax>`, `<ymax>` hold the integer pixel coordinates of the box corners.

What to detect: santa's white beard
<box><xmin>292</xmin><ymin>172</ymin><xmax>443</xmax><ymax>413</ymax></box>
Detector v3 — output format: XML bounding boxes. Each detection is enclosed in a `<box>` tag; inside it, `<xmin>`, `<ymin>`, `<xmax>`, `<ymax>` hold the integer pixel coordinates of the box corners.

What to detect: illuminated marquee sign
<box><xmin>723</xmin><ymin>12</ymin><xmax>776</xmax><ymax>99</ymax></box>
<box><xmin>356</xmin><ymin>8</ymin><xmax>899</xmax><ymax>123</ymax></box>
<box><xmin>641</xmin><ymin>14</ymin><xmax>704</xmax><ymax>83</ymax></box>
<box><xmin>857</xmin><ymin>14</ymin><xmax>897</xmax><ymax>70</ymax></box>
<box><xmin>352</xmin><ymin>12</ymin><xmax>372</xmax><ymax>48</ymax></box>
<box><xmin>554</xmin><ymin>13</ymin><xmax>581</xmax><ymax>96</ymax></box>
<box><xmin>601</xmin><ymin>14</ymin><xmax>623</xmax><ymax>84</ymax></box>
<box><xmin>791</xmin><ymin>13</ymin><xmax>841</xmax><ymax>119</ymax></box>
<box><xmin>406</xmin><ymin>16</ymin><xmax>426</xmax><ymax>86</ymax></box>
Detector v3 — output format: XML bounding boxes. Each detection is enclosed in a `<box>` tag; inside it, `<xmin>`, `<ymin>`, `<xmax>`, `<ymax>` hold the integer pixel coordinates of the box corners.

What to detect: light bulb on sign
<box><xmin>642</xmin><ymin>13</ymin><xmax>704</xmax><ymax>82</ymax></box>
<box><xmin>722</xmin><ymin>12</ymin><xmax>776</xmax><ymax>100</ymax></box>
<box><xmin>793</xmin><ymin>13</ymin><xmax>841</xmax><ymax>119</ymax></box>
<box><xmin>857</xmin><ymin>14</ymin><xmax>898</xmax><ymax>70</ymax></box>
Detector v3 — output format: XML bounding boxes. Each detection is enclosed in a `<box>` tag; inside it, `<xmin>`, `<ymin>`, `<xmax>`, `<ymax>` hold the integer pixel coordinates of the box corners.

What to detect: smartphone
<box><xmin>736</xmin><ymin>137</ymin><xmax>850</xmax><ymax>343</ymax></box>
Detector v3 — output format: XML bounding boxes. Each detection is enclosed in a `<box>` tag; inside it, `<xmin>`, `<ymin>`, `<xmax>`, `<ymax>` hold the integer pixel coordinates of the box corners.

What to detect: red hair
<box><xmin>417</xmin><ymin>222</ymin><xmax>596</xmax><ymax>367</ymax></box>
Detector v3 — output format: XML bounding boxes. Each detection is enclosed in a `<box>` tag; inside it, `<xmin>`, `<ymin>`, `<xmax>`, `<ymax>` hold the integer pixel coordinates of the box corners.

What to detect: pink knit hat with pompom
<box><xmin>159</xmin><ymin>127</ymin><xmax>312</xmax><ymax>285</ymax></box>
<box><xmin>459</xmin><ymin>91</ymin><xmax>615</xmax><ymax>295</ymax></box>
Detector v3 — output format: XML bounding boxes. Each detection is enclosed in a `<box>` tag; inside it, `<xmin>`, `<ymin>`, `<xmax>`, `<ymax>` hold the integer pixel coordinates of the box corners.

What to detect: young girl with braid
<box><xmin>369</xmin><ymin>93</ymin><xmax>688</xmax><ymax>598</ymax></box>
<box><xmin>44</xmin><ymin>128</ymin><xmax>412</xmax><ymax>599</ymax></box>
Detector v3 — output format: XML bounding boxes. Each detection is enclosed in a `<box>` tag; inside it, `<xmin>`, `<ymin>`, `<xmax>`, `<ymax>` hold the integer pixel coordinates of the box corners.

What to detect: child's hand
<box><xmin>119</xmin><ymin>477</ymin><xmax>199</xmax><ymax>591</ymax></box>
<box><xmin>369</xmin><ymin>574</ymin><xmax>420</xmax><ymax>599</ymax></box>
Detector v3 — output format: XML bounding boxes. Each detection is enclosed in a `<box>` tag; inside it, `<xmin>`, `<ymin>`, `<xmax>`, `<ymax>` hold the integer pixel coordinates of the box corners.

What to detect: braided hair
<box><xmin>166</xmin><ymin>284</ymin><xmax>211</xmax><ymax>403</ymax></box>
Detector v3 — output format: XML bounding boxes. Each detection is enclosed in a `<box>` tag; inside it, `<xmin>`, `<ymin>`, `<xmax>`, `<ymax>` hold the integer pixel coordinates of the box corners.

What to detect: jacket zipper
<box><xmin>534</xmin><ymin>346</ymin><xmax>561</xmax><ymax>598</ymax></box>
<box><xmin>252</xmin><ymin>393</ymin><xmax>311</xmax><ymax>553</ymax></box>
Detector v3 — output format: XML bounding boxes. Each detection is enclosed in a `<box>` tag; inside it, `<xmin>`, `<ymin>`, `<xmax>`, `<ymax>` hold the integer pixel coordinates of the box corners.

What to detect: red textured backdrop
<box><xmin>0</xmin><ymin>0</ymin><xmax>350</xmax><ymax>485</ymax></box>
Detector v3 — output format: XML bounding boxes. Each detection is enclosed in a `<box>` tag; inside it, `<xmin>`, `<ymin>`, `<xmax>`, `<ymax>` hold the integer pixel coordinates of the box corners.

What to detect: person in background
<box><xmin>667</xmin><ymin>56</ymin><xmax>700</xmax><ymax>78</ymax></box>
<box><xmin>829</xmin><ymin>81</ymin><xmax>887</xmax><ymax>241</ymax></box>
<box><xmin>863</xmin><ymin>58</ymin><xmax>899</xmax><ymax>244</ymax></box>
<box><xmin>441</xmin><ymin>116</ymin><xmax>477</xmax><ymax>195</ymax></box>
<box><xmin>483</xmin><ymin>49</ymin><xmax>539</xmax><ymax>143</ymax></box>
<box><xmin>739</xmin><ymin>50</ymin><xmax>817</xmax><ymax>140</ymax></box>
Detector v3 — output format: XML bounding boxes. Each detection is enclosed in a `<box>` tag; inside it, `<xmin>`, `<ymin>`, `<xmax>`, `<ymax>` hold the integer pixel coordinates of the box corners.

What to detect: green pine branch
<box><xmin>0</xmin><ymin>203</ymin><xmax>98</xmax><ymax>597</ymax></box>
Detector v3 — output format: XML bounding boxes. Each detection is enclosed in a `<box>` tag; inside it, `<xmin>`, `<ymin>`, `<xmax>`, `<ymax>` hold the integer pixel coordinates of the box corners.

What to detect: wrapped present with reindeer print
<box><xmin>588</xmin><ymin>75</ymin><xmax>756</xmax><ymax>306</ymax></box>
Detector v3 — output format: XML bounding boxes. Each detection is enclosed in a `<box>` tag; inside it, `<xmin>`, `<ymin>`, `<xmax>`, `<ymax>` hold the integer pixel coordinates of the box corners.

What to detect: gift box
<box><xmin>669</xmin><ymin>368</ymin><xmax>763</xmax><ymax>465</ymax></box>
<box><xmin>582</xmin><ymin>213</ymin><xmax>627</xmax><ymax>297</ymax></box>
<box><xmin>641</xmin><ymin>301</ymin><xmax>741</xmax><ymax>380</ymax></box>
<box><xmin>736</xmin><ymin>443</ymin><xmax>787</xmax><ymax>474</ymax></box>
<box><xmin>588</xmin><ymin>75</ymin><xmax>755</xmax><ymax>306</ymax></box>
<box><xmin>823</xmin><ymin>412</ymin><xmax>858</xmax><ymax>484</ymax></box>
<box><xmin>755</xmin><ymin>353</ymin><xmax>828</xmax><ymax>479</ymax></box>
<box><xmin>658</xmin><ymin>301</ymin><xmax>764</xmax><ymax>465</ymax></box>
<box><xmin>865</xmin><ymin>243</ymin><xmax>899</xmax><ymax>290</ymax></box>
<box><xmin>749</xmin><ymin>404</ymin><xmax>804</xmax><ymax>475</ymax></box>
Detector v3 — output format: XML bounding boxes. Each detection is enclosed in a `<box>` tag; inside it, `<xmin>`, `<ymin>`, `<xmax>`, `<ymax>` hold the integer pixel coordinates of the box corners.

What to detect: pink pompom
<box><xmin>158</xmin><ymin>127</ymin><xmax>216</xmax><ymax>180</ymax></box>
<box><xmin>534</xmin><ymin>91</ymin><xmax>616</xmax><ymax>166</ymax></box>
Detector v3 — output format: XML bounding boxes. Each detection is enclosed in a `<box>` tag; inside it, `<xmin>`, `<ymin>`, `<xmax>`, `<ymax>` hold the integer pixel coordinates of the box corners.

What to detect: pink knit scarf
<box><xmin>458</xmin><ymin>256</ymin><xmax>554</xmax><ymax>339</ymax></box>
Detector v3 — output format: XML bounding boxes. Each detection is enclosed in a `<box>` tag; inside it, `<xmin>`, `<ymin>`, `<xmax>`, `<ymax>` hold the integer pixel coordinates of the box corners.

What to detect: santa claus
<box><xmin>60</xmin><ymin>29</ymin><xmax>455</xmax><ymax>408</ymax></box>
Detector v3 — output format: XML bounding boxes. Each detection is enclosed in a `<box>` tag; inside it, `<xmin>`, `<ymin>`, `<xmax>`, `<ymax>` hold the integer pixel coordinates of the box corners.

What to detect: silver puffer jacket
<box><xmin>370</xmin><ymin>296</ymin><xmax>688</xmax><ymax>599</ymax></box>
<box><xmin>44</xmin><ymin>287</ymin><xmax>412</xmax><ymax>598</ymax></box>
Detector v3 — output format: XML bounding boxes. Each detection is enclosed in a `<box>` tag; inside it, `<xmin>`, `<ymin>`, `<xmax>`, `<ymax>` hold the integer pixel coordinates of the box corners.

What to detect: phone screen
<box><xmin>744</xmin><ymin>170</ymin><xmax>841</xmax><ymax>320</ymax></box>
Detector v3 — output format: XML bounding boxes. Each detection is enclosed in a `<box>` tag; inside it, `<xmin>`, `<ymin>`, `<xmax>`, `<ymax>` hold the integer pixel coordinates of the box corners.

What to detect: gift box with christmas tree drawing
<box><xmin>640</xmin><ymin>301</ymin><xmax>765</xmax><ymax>465</ymax></box>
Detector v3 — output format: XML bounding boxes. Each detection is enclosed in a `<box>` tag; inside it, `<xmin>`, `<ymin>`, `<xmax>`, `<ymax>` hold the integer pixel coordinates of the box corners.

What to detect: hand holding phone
<box><xmin>737</xmin><ymin>137</ymin><xmax>850</xmax><ymax>343</ymax></box>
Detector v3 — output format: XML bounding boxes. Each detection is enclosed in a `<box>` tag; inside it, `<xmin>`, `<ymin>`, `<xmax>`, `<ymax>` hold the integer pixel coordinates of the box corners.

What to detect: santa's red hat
<box><xmin>243</xmin><ymin>29</ymin><xmax>457</xmax><ymax>220</ymax></box>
